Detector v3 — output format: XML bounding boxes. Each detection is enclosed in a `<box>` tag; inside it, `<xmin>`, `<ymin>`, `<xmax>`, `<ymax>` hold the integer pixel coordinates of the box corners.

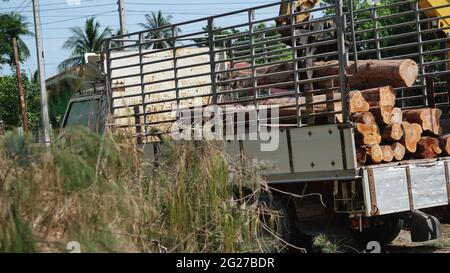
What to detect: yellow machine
<box><xmin>419</xmin><ymin>0</ymin><xmax>450</xmax><ymax>59</ymax></box>
<box><xmin>276</xmin><ymin>0</ymin><xmax>320</xmax><ymax>27</ymax></box>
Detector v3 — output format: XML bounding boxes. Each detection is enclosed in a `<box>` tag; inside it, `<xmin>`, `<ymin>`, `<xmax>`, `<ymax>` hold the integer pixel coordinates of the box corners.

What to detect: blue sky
<box><xmin>0</xmin><ymin>0</ymin><xmax>278</xmax><ymax>78</ymax></box>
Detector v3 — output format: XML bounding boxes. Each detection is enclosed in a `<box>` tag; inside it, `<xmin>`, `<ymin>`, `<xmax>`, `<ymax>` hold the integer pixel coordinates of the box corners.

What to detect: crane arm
<box><xmin>276</xmin><ymin>0</ymin><xmax>320</xmax><ymax>27</ymax></box>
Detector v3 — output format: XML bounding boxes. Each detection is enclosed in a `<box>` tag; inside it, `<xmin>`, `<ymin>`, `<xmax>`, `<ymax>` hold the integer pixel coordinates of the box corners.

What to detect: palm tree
<box><xmin>59</xmin><ymin>17</ymin><xmax>112</xmax><ymax>71</ymax></box>
<box><xmin>139</xmin><ymin>11</ymin><xmax>180</xmax><ymax>49</ymax></box>
<box><xmin>0</xmin><ymin>12</ymin><xmax>33</xmax><ymax>131</ymax></box>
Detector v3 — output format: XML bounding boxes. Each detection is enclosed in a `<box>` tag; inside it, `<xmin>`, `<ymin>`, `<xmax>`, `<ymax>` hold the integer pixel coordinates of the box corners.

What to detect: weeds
<box><xmin>0</xmin><ymin>127</ymin><xmax>279</xmax><ymax>253</ymax></box>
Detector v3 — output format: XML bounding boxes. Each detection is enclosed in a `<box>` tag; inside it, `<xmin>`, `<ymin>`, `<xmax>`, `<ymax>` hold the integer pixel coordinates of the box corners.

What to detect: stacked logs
<box><xmin>352</xmin><ymin>85</ymin><xmax>449</xmax><ymax>165</ymax></box>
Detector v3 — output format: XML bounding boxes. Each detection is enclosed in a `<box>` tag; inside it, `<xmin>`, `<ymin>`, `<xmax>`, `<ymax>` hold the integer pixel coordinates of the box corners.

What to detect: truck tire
<box><xmin>258</xmin><ymin>191</ymin><xmax>297</xmax><ymax>252</ymax></box>
<box><xmin>353</xmin><ymin>215</ymin><xmax>403</xmax><ymax>248</ymax></box>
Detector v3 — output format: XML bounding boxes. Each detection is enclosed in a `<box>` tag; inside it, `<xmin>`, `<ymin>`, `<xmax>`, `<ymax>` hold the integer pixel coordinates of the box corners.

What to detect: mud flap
<box><xmin>409</xmin><ymin>210</ymin><xmax>442</xmax><ymax>242</ymax></box>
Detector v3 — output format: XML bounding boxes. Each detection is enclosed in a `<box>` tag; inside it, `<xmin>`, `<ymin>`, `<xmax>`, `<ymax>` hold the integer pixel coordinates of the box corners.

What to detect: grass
<box><xmin>0</xmin><ymin>126</ymin><xmax>280</xmax><ymax>253</ymax></box>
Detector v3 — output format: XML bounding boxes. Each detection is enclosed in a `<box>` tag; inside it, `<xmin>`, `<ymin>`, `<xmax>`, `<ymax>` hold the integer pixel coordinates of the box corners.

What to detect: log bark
<box><xmin>401</xmin><ymin>122</ymin><xmax>423</xmax><ymax>153</ymax></box>
<box><xmin>391</xmin><ymin>142</ymin><xmax>406</xmax><ymax>161</ymax></box>
<box><xmin>230</xmin><ymin>59</ymin><xmax>419</xmax><ymax>90</ymax></box>
<box><xmin>416</xmin><ymin>137</ymin><xmax>442</xmax><ymax>159</ymax></box>
<box><xmin>402</xmin><ymin>108</ymin><xmax>442</xmax><ymax>136</ymax></box>
<box><xmin>381</xmin><ymin>145</ymin><xmax>394</xmax><ymax>162</ymax></box>
<box><xmin>439</xmin><ymin>134</ymin><xmax>450</xmax><ymax>156</ymax></box>
<box><xmin>350</xmin><ymin>86</ymin><xmax>396</xmax><ymax>114</ymax></box>
<box><xmin>382</xmin><ymin>123</ymin><xmax>404</xmax><ymax>142</ymax></box>
<box><xmin>357</xmin><ymin>144</ymin><xmax>383</xmax><ymax>164</ymax></box>
<box><xmin>355</xmin><ymin>123</ymin><xmax>381</xmax><ymax>145</ymax></box>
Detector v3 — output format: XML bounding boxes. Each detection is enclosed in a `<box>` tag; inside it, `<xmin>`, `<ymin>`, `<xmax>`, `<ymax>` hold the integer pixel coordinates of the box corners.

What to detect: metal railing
<box><xmin>102</xmin><ymin>0</ymin><xmax>450</xmax><ymax>142</ymax></box>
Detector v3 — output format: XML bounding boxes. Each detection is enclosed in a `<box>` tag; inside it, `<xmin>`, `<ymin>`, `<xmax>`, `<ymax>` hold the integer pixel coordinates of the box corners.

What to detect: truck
<box><xmin>61</xmin><ymin>0</ymin><xmax>450</xmax><ymax>250</ymax></box>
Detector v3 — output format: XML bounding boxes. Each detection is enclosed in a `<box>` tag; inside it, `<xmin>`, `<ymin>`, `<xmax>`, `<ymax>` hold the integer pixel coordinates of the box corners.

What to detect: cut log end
<box><xmin>358</xmin><ymin>144</ymin><xmax>383</xmax><ymax>164</ymax></box>
<box><xmin>416</xmin><ymin>137</ymin><xmax>442</xmax><ymax>159</ymax></box>
<box><xmin>356</xmin><ymin>123</ymin><xmax>382</xmax><ymax>145</ymax></box>
<box><xmin>402</xmin><ymin>108</ymin><xmax>442</xmax><ymax>136</ymax></box>
<box><xmin>439</xmin><ymin>135</ymin><xmax>450</xmax><ymax>156</ymax></box>
<box><xmin>401</xmin><ymin>122</ymin><xmax>423</xmax><ymax>153</ymax></box>
<box><xmin>382</xmin><ymin>123</ymin><xmax>404</xmax><ymax>142</ymax></box>
<box><xmin>391</xmin><ymin>142</ymin><xmax>406</xmax><ymax>161</ymax></box>
<box><xmin>381</xmin><ymin>145</ymin><xmax>394</xmax><ymax>162</ymax></box>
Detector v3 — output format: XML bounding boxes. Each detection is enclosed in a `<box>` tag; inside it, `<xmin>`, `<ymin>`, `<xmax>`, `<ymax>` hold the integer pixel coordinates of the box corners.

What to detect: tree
<box><xmin>0</xmin><ymin>12</ymin><xmax>33</xmax><ymax>131</ymax></box>
<box><xmin>0</xmin><ymin>74</ymin><xmax>41</xmax><ymax>130</ymax></box>
<box><xmin>59</xmin><ymin>17</ymin><xmax>112</xmax><ymax>71</ymax></box>
<box><xmin>138</xmin><ymin>11</ymin><xmax>180</xmax><ymax>49</ymax></box>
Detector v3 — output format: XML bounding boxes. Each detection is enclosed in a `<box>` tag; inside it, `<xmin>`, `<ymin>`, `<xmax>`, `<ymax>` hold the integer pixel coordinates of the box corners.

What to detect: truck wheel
<box><xmin>258</xmin><ymin>191</ymin><xmax>297</xmax><ymax>252</ymax></box>
<box><xmin>353</xmin><ymin>215</ymin><xmax>403</xmax><ymax>248</ymax></box>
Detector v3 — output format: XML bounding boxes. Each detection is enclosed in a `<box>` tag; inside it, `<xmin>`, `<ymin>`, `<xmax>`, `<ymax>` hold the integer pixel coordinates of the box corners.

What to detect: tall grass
<box><xmin>0</xmin><ymin>127</ymin><xmax>279</xmax><ymax>253</ymax></box>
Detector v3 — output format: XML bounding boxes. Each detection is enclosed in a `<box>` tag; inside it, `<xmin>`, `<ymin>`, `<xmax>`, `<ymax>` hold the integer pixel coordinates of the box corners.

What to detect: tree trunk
<box><xmin>350</xmin><ymin>86</ymin><xmax>396</xmax><ymax>113</ymax></box>
<box><xmin>370</xmin><ymin>106</ymin><xmax>393</xmax><ymax>125</ymax></box>
<box><xmin>355</xmin><ymin>123</ymin><xmax>381</xmax><ymax>145</ymax></box>
<box><xmin>12</xmin><ymin>36</ymin><xmax>28</xmax><ymax>132</ymax></box>
<box><xmin>350</xmin><ymin>112</ymin><xmax>376</xmax><ymax>125</ymax></box>
<box><xmin>381</xmin><ymin>145</ymin><xmax>394</xmax><ymax>162</ymax></box>
<box><xmin>382</xmin><ymin>123</ymin><xmax>404</xmax><ymax>142</ymax></box>
<box><xmin>402</xmin><ymin>108</ymin><xmax>442</xmax><ymax>136</ymax></box>
<box><xmin>391</xmin><ymin>142</ymin><xmax>406</xmax><ymax>161</ymax></box>
<box><xmin>357</xmin><ymin>144</ymin><xmax>383</xmax><ymax>164</ymax></box>
<box><xmin>439</xmin><ymin>134</ymin><xmax>450</xmax><ymax>156</ymax></box>
<box><xmin>416</xmin><ymin>137</ymin><xmax>442</xmax><ymax>159</ymax></box>
<box><xmin>401</xmin><ymin>122</ymin><xmax>423</xmax><ymax>153</ymax></box>
<box><xmin>230</xmin><ymin>59</ymin><xmax>419</xmax><ymax>90</ymax></box>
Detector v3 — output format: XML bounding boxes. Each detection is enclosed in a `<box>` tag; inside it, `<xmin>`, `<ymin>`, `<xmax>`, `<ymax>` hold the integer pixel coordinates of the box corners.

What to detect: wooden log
<box><xmin>370</xmin><ymin>106</ymin><xmax>393</xmax><ymax>125</ymax></box>
<box><xmin>439</xmin><ymin>134</ymin><xmax>450</xmax><ymax>156</ymax></box>
<box><xmin>350</xmin><ymin>112</ymin><xmax>377</xmax><ymax>125</ymax></box>
<box><xmin>230</xmin><ymin>59</ymin><xmax>419</xmax><ymax>90</ymax></box>
<box><xmin>390</xmin><ymin>108</ymin><xmax>403</xmax><ymax>124</ymax></box>
<box><xmin>350</xmin><ymin>86</ymin><xmax>396</xmax><ymax>114</ymax></box>
<box><xmin>402</xmin><ymin>108</ymin><xmax>442</xmax><ymax>136</ymax></box>
<box><xmin>355</xmin><ymin>123</ymin><xmax>381</xmax><ymax>145</ymax></box>
<box><xmin>416</xmin><ymin>137</ymin><xmax>442</xmax><ymax>159</ymax></box>
<box><xmin>381</xmin><ymin>145</ymin><xmax>394</xmax><ymax>162</ymax></box>
<box><xmin>357</xmin><ymin>144</ymin><xmax>383</xmax><ymax>164</ymax></box>
<box><xmin>391</xmin><ymin>142</ymin><xmax>406</xmax><ymax>161</ymax></box>
<box><xmin>381</xmin><ymin>123</ymin><xmax>404</xmax><ymax>142</ymax></box>
<box><xmin>401</xmin><ymin>122</ymin><xmax>423</xmax><ymax>153</ymax></box>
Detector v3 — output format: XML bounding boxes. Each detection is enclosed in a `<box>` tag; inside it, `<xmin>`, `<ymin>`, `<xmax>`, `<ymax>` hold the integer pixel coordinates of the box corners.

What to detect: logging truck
<box><xmin>61</xmin><ymin>0</ymin><xmax>450</xmax><ymax>250</ymax></box>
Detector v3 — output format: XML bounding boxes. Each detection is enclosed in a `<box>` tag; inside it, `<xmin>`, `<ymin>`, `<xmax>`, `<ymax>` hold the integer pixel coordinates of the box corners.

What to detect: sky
<box><xmin>0</xmin><ymin>0</ymin><xmax>278</xmax><ymax>78</ymax></box>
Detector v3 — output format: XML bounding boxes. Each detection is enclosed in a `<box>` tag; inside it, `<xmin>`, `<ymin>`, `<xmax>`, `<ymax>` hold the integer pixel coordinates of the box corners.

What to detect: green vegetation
<box><xmin>0</xmin><ymin>74</ymin><xmax>41</xmax><ymax>130</ymax></box>
<box><xmin>0</xmin><ymin>127</ymin><xmax>279</xmax><ymax>253</ymax></box>
<box><xmin>139</xmin><ymin>11</ymin><xmax>180</xmax><ymax>49</ymax></box>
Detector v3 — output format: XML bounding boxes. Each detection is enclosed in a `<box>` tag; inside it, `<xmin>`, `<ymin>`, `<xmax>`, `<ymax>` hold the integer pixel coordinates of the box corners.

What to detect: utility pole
<box><xmin>32</xmin><ymin>0</ymin><xmax>51</xmax><ymax>146</ymax></box>
<box><xmin>118</xmin><ymin>0</ymin><xmax>128</xmax><ymax>36</ymax></box>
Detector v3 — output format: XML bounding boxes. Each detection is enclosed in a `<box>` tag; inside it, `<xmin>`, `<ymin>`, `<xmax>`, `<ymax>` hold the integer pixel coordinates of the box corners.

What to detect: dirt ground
<box><xmin>386</xmin><ymin>224</ymin><xmax>450</xmax><ymax>253</ymax></box>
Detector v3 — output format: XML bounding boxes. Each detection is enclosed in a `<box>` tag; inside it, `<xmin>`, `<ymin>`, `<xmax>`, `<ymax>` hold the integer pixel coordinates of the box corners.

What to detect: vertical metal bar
<box><xmin>336</xmin><ymin>0</ymin><xmax>350</xmax><ymax>123</ymax></box>
<box><xmin>415</xmin><ymin>0</ymin><xmax>427</xmax><ymax>106</ymax></box>
<box><xmin>208</xmin><ymin>18</ymin><xmax>218</xmax><ymax>104</ymax></box>
<box><xmin>372</xmin><ymin>8</ymin><xmax>381</xmax><ymax>60</ymax></box>
<box><xmin>289</xmin><ymin>0</ymin><xmax>301</xmax><ymax>127</ymax></box>
<box><xmin>348</xmin><ymin>0</ymin><xmax>358</xmax><ymax>75</ymax></box>
<box><xmin>262</xmin><ymin>32</ymin><xmax>268</xmax><ymax>64</ymax></box>
<box><xmin>105</xmin><ymin>40</ymin><xmax>114</xmax><ymax>117</ymax></box>
<box><xmin>249</xmin><ymin>10</ymin><xmax>259</xmax><ymax>129</ymax></box>
<box><xmin>134</xmin><ymin>106</ymin><xmax>143</xmax><ymax>145</ymax></box>
<box><xmin>139</xmin><ymin>33</ymin><xmax>147</xmax><ymax>137</ymax></box>
<box><xmin>426</xmin><ymin>76</ymin><xmax>436</xmax><ymax>108</ymax></box>
<box><xmin>172</xmin><ymin>26</ymin><xmax>180</xmax><ymax>112</ymax></box>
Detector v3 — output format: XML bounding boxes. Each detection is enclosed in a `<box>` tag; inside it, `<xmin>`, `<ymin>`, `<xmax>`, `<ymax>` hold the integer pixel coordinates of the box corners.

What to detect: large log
<box><xmin>416</xmin><ymin>137</ymin><xmax>442</xmax><ymax>159</ymax></box>
<box><xmin>350</xmin><ymin>86</ymin><xmax>396</xmax><ymax>114</ymax></box>
<box><xmin>439</xmin><ymin>134</ymin><xmax>450</xmax><ymax>156</ymax></box>
<box><xmin>402</xmin><ymin>108</ymin><xmax>442</xmax><ymax>136</ymax></box>
<box><xmin>230</xmin><ymin>59</ymin><xmax>419</xmax><ymax>90</ymax></box>
<box><xmin>391</xmin><ymin>142</ymin><xmax>406</xmax><ymax>161</ymax></box>
<box><xmin>382</xmin><ymin>123</ymin><xmax>404</xmax><ymax>142</ymax></box>
<box><xmin>357</xmin><ymin>144</ymin><xmax>383</xmax><ymax>164</ymax></box>
<box><xmin>381</xmin><ymin>145</ymin><xmax>394</xmax><ymax>163</ymax></box>
<box><xmin>315</xmin><ymin>60</ymin><xmax>419</xmax><ymax>89</ymax></box>
<box><xmin>355</xmin><ymin>123</ymin><xmax>381</xmax><ymax>145</ymax></box>
<box><xmin>401</xmin><ymin>122</ymin><xmax>423</xmax><ymax>153</ymax></box>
